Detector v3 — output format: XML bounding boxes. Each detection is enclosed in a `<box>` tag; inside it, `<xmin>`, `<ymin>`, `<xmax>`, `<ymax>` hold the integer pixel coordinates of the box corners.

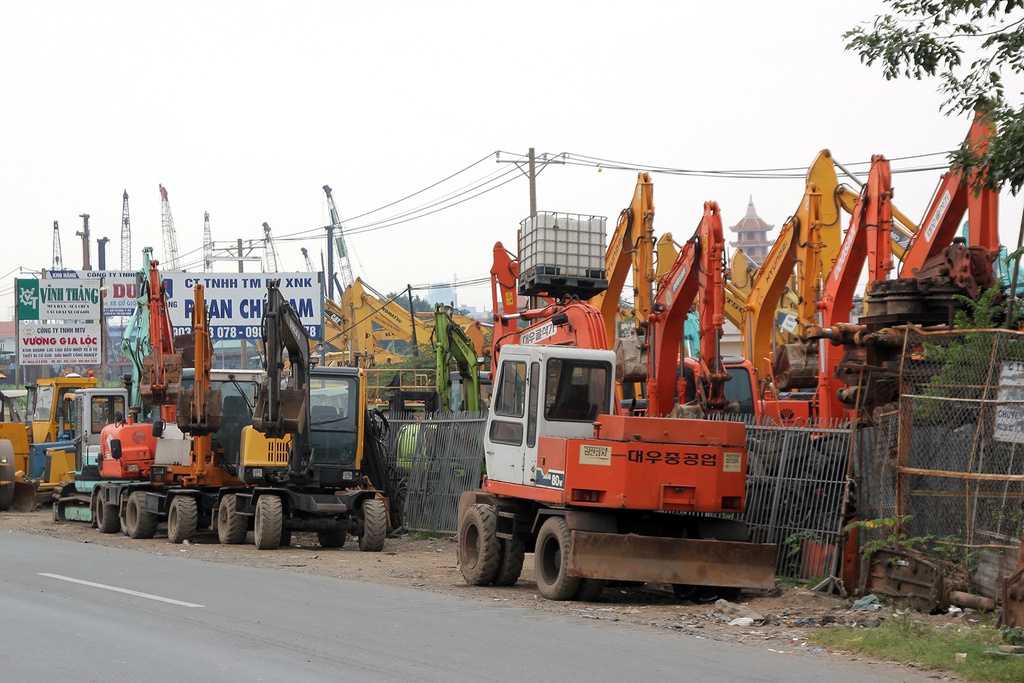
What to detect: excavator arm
<box><xmin>129</xmin><ymin>247</ymin><xmax>182</xmax><ymax>418</ymax></box>
<box><xmin>900</xmin><ymin>111</ymin><xmax>999</xmax><ymax>277</ymax></box>
<box><xmin>743</xmin><ymin>182</ymin><xmax>824</xmax><ymax>374</ymax></box>
<box><xmin>589</xmin><ymin>172</ymin><xmax>656</xmax><ymax>348</ymax></box>
<box><xmin>646</xmin><ymin>202</ymin><xmax>729</xmax><ymax>417</ymax></box>
<box><xmin>253</xmin><ymin>280</ymin><xmax>312</xmax><ymax>481</ymax></box>
<box><xmin>434</xmin><ymin>303</ymin><xmax>482</xmax><ymax>411</ymax></box>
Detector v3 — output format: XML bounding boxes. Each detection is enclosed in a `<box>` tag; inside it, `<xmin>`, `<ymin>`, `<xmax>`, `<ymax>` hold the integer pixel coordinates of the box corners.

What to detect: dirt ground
<box><xmin>1</xmin><ymin>508</ymin><xmax>978</xmax><ymax>678</ymax></box>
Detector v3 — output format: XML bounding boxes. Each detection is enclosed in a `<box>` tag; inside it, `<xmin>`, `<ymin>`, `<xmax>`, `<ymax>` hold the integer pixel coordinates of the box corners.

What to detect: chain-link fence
<box><xmin>862</xmin><ymin>328</ymin><xmax>1024</xmax><ymax>596</ymax></box>
<box><xmin>381</xmin><ymin>411</ymin><xmax>487</xmax><ymax>534</ymax></box>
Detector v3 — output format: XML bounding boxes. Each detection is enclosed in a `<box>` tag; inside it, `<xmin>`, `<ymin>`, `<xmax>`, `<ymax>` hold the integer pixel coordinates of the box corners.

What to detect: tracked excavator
<box><xmin>456</xmin><ymin>211</ymin><xmax>775</xmax><ymax>602</ymax></box>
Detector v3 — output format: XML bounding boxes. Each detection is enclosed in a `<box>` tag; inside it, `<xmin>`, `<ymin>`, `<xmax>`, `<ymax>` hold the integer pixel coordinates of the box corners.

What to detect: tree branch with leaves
<box><xmin>845</xmin><ymin>1</ymin><xmax>1024</xmax><ymax>194</ymax></box>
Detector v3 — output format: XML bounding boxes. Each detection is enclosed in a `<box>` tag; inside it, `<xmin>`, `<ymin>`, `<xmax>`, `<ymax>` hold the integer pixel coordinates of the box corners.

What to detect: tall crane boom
<box><xmin>120</xmin><ymin>191</ymin><xmax>132</xmax><ymax>271</ymax></box>
<box><xmin>159</xmin><ymin>184</ymin><xmax>181</xmax><ymax>270</ymax></box>
<box><xmin>262</xmin><ymin>222</ymin><xmax>279</xmax><ymax>272</ymax></box>
<box><xmin>323</xmin><ymin>185</ymin><xmax>354</xmax><ymax>289</ymax></box>
<box><xmin>301</xmin><ymin>247</ymin><xmax>316</xmax><ymax>272</ymax></box>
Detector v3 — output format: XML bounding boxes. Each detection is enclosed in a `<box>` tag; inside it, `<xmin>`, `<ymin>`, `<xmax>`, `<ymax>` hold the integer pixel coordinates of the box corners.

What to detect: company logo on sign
<box><xmin>17</xmin><ymin>280</ymin><xmax>39</xmax><ymax>319</ymax></box>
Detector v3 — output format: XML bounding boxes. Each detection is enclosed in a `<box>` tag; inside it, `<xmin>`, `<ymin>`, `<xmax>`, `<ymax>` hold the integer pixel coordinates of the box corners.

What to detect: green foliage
<box><xmin>1000</xmin><ymin>626</ymin><xmax>1024</xmax><ymax>646</ymax></box>
<box><xmin>844</xmin><ymin>1</ymin><xmax>1024</xmax><ymax>194</ymax></box>
<box><xmin>846</xmin><ymin>515</ymin><xmax>977</xmax><ymax>578</ymax></box>
<box><xmin>812</xmin><ymin>612</ymin><xmax>1023</xmax><ymax>683</ymax></box>
<box><xmin>846</xmin><ymin>514</ymin><xmax>919</xmax><ymax>557</ymax></box>
<box><xmin>384</xmin><ymin>291</ymin><xmax>437</xmax><ymax>314</ymax></box>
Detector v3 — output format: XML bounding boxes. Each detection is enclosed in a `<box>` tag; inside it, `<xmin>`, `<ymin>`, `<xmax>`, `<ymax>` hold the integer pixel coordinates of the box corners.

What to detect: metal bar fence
<box><xmin>728</xmin><ymin>417</ymin><xmax>853</xmax><ymax>582</ymax></box>
<box><xmin>380</xmin><ymin>411</ymin><xmax>487</xmax><ymax>534</ymax></box>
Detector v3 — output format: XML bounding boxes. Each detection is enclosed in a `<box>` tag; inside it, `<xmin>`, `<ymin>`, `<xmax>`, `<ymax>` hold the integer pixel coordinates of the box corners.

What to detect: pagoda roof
<box><xmin>730</xmin><ymin>196</ymin><xmax>773</xmax><ymax>233</ymax></box>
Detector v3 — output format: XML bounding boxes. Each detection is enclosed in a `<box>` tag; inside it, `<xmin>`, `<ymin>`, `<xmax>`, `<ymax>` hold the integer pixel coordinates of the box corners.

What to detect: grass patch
<box><xmin>808</xmin><ymin>612</ymin><xmax>1024</xmax><ymax>683</ymax></box>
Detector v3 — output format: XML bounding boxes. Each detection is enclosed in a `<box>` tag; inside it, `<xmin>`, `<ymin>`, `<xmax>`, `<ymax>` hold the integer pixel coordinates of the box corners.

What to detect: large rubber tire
<box><xmin>534</xmin><ymin>516</ymin><xmax>580</xmax><ymax>601</ymax></box>
<box><xmin>254</xmin><ymin>495</ymin><xmax>283</xmax><ymax>550</ymax></box>
<box><xmin>493</xmin><ymin>537</ymin><xmax>525</xmax><ymax>586</ymax></box>
<box><xmin>457</xmin><ymin>503</ymin><xmax>500</xmax><ymax>585</ymax></box>
<box><xmin>167</xmin><ymin>496</ymin><xmax>198</xmax><ymax>544</ymax></box>
<box><xmin>95</xmin><ymin>492</ymin><xmax>120</xmax><ymax>534</ymax></box>
<box><xmin>318</xmin><ymin>529</ymin><xmax>347</xmax><ymax>548</ymax></box>
<box><xmin>574</xmin><ymin>579</ymin><xmax>607</xmax><ymax>602</ymax></box>
<box><xmin>217</xmin><ymin>494</ymin><xmax>247</xmax><ymax>545</ymax></box>
<box><xmin>358</xmin><ymin>499</ymin><xmax>387</xmax><ymax>552</ymax></box>
<box><xmin>126</xmin><ymin>491</ymin><xmax>158</xmax><ymax>539</ymax></box>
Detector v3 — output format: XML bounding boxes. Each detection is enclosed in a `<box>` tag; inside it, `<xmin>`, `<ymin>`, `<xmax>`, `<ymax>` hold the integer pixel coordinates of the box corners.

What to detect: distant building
<box><xmin>429</xmin><ymin>283</ymin><xmax>458</xmax><ymax>308</ymax></box>
<box><xmin>729</xmin><ymin>197</ymin><xmax>774</xmax><ymax>265</ymax></box>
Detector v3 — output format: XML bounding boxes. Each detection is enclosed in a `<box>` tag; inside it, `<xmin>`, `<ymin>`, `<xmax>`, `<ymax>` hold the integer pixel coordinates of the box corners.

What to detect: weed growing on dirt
<box><xmin>809</xmin><ymin>612</ymin><xmax>1024</xmax><ymax>683</ymax></box>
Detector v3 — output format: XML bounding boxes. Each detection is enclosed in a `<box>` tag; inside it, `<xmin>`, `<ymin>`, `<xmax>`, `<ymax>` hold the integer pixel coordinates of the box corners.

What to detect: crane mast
<box><xmin>52</xmin><ymin>220</ymin><xmax>63</xmax><ymax>269</ymax></box>
<box><xmin>121</xmin><ymin>190</ymin><xmax>132</xmax><ymax>270</ymax></box>
<box><xmin>323</xmin><ymin>185</ymin><xmax>354</xmax><ymax>290</ymax></box>
<box><xmin>301</xmin><ymin>247</ymin><xmax>316</xmax><ymax>272</ymax></box>
<box><xmin>159</xmin><ymin>184</ymin><xmax>181</xmax><ymax>270</ymax></box>
<box><xmin>203</xmin><ymin>211</ymin><xmax>213</xmax><ymax>272</ymax></box>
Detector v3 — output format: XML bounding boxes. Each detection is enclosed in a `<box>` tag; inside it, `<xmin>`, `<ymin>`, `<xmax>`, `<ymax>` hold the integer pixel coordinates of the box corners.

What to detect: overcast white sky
<box><xmin>2</xmin><ymin>1</ymin><xmax>1022</xmax><ymax>317</ymax></box>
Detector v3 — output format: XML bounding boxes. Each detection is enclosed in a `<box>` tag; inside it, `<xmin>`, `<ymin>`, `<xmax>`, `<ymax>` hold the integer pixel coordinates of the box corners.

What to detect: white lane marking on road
<box><xmin>37</xmin><ymin>573</ymin><xmax>204</xmax><ymax>608</ymax></box>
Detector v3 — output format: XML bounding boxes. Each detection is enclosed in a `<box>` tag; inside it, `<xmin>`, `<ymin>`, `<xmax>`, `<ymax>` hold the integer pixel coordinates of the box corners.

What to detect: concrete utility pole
<box><xmin>238</xmin><ymin>238</ymin><xmax>247</xmax><ymax>370</ymax></box>
<box><xmin>496</xmin><ymin>148</ymin><xmax>565</xmax><ymax>219</ymax></box>
<box><xmin>76</xmin><ymin>213</ymin><xmax>91</xmax><ymax>270</ymax></box>
<box><xmin>528</xmin><ymin>147</ymin><xmax>537</xmax><ymax>217</ymax></box>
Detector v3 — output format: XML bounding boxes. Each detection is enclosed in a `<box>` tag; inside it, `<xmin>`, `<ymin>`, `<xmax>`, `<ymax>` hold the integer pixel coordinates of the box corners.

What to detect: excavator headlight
<box><xmin>127</xmin><ymin>464</ymin><xmax>139</xmax><ymax>473</ymax></box>
<box><xmin>252</xmin><ymin>468</ymin><xmax>264</xmax><ymax>479</ymax></box>
<box><xmin>342</xmin><ymin>471</ymin><xmax>354</xmax><ymax>481</ymax></box>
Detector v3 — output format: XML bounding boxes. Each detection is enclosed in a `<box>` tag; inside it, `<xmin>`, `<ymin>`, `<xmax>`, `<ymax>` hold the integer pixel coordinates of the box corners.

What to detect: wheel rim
<box><xmin>464</xmin><ymin>522</ymin><xmax>480</xmax><ymax>569</ymax></box>
<box><xmin>540</xmin><ymin>535</ymin><xmax>561</xmax><ymax>585</ymax></box>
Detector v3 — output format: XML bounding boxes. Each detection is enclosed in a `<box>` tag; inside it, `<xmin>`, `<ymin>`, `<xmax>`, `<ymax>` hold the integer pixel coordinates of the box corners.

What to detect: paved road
<box><xmin>1</xmin><ymin>532</ymin><xmax>931</xmax><ymax>682</ymax></box>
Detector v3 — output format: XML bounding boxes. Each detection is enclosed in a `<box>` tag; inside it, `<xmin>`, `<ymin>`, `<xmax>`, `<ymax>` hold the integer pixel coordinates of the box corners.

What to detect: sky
<box><xmin>2</xmin><ymin>0</ymin><xmax>1022</xmax><ymax>319</ymax></box>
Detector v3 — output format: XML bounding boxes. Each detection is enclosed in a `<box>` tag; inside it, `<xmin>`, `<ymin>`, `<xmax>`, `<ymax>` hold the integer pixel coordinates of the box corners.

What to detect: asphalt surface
<box><xmin>0</xmin><ymin>531</ymin><xmax>935</xmax><ymax>682</ymax></box>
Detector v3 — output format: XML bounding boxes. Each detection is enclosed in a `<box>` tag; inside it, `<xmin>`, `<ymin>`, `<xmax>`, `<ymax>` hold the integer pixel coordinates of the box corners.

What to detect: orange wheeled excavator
<box><xmin>456</xmin><ymin>212</ymin><xmax>775</xmax><ymax>602</ymax></box>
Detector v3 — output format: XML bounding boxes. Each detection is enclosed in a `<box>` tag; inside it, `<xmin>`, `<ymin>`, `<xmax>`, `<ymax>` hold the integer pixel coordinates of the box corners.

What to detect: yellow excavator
<box><xmin>5</xmin><ymin>374</ymin><xmax>99</xmax><ymax>511</ymax></box>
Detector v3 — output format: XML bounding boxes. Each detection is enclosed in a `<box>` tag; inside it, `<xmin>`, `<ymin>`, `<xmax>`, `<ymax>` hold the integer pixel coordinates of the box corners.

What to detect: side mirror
<box><xmin>110</xmin><ymin>439</ymin><xmax>123</xmax><ymax>460</ymax></box>
<box><xmin>152</xmin><ymin>420</ymin><xmax>164</xmax><ymax>438</ymax></box>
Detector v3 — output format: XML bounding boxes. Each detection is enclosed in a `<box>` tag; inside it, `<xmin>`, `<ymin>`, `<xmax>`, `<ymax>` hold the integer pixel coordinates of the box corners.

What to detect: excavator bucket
<box><xmin>0</xmin><ymin>441</ymin><xmax>15</xmax><ymax>511</ymax></box>
<box><xmin>568</xmin><ymin>531</ymin><xmax>777</xmax><ymax>590</ymax></box>
<box><xmin>11</xmin><ymin>479</ymin><xmax>40</xmax><ymax>512</ymax></box>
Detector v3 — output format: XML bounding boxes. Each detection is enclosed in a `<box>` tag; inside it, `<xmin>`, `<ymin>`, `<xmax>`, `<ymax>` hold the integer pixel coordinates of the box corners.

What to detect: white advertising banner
<box><xmin>44</xmin><ymin>269</ymin><xmax>140</xmax><ymax>317</ymax></box>
<box><xmin>995</xmin><ymin>360</ymin><xmax>1024</xmax><ymax>444</ymax></box>
<box><xmin>18</xmin><ymin>321</ymin><xmax>102</xmax><ymax>366</ymax></box>
<box><xmin>17</xmin><ymin>279</ymin><xmax>102</xmax><ymax>321</ymax></box>
<box><xmin>163</xmin><ymin>272</ymin><xmax>323</xmax><ymax>341</ymax></box>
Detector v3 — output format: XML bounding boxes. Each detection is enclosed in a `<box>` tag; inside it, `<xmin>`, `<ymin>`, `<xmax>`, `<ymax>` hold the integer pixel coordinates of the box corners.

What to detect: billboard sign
<box><xmin>43</xmin><ymin>269</ymin><xmax>140</xmax><ymax>317</ymax></box>
<box><xmin>163</xmin><ymin>272</ymin><xmax>323</xmax><ymax>341</ymax></box>
<box><xmin>17</xmin><ymin>279</ymin><xmax>102</xmax><ymax>321</ymax></box>
<box><xmin>18</xmin><ymin>321</ymin><xmax>102</xmax><ymax>366</ymax></box>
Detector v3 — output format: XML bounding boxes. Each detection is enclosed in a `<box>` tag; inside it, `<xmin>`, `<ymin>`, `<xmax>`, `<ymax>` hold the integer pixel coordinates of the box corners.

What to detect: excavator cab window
<box><xmin>722</xmin><ymin>365</ymin><xmax>756</xmax><ymax>416</ymax></box>
<box><xmin>490</xmin><ymin>360</ymin><xmax>527</xmax><ymax>445</ymax></box>
<box><xmin>309</xmin><ymin>376</ymin><xmax>360</xmax><ymax>468</ymax></box>
<box><xmin>544</xmin><ymin>358</ymin><xmax>612</xmax><ymax>421</ymax></box>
